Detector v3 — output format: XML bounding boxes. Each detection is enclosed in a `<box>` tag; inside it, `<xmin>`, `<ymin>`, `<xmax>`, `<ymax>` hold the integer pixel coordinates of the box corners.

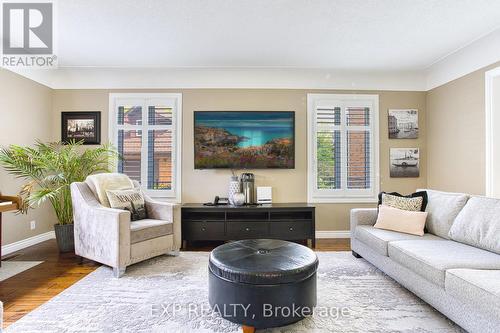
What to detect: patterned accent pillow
<box><xmin>106</xmin><ymin>188</ymin><xmax>147</xmax><ymax>221</ymax></box>
<box><xmin>378</xmin><ymin>191</ymin><xmax>428</xmax><ymax>212</ymax></box>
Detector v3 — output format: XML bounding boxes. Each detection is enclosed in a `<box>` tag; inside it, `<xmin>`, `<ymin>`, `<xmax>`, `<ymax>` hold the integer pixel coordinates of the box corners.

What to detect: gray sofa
<box><xmin>350</xmin><ymin>189</ymin><xmax>500</xmax><ymax>333</ymax></box>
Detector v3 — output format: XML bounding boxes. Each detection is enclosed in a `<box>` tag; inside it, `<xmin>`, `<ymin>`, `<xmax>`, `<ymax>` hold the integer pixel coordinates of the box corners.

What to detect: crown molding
<box><xmin>426</xmin><ymin>28</ymin><xmax>500</xmax><ymax>90</ymax></box>
<box><xmin>8</xmin><ymin>67</ymin><xmax>427</xmax><ymax>91</ymax></box>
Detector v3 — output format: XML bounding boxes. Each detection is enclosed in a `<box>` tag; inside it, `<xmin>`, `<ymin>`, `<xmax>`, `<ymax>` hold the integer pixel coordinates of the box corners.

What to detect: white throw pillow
<box><xmin>448</xmin><ymin>196</ymin><xmax>500</xmax><ymax>254</ymax></box>
<box><xmin>417</xmin><ymin>189</ymin><xmax>469</xmax><ymax>239</ymax></box>
<box><xmin>86</xmin><ymin>173</ymin><xmax>134</xmax><ymax>207</ymax></box>
<box><xmin>374</xmin><ymin>205</ymin><xmax>428</xmax><ymax>236</ymax></box>
<box><xmin>106</xmin><ymin>188</ymin><xmax>147</xmax><ymax>221</ymax></box>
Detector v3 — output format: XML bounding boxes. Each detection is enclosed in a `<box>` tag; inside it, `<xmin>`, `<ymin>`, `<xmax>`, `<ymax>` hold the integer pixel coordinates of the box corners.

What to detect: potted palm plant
<box><xmin>0</xmin><ymin>141</ymin><xmax>117</xmax><ymax>252</ymax></box>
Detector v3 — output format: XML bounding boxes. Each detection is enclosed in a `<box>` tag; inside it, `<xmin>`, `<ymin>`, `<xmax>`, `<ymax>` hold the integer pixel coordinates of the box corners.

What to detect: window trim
<box><xmin>108</xmin><ymin>93</ymin><xmax>182</xmax><ymax>202</ymax></box>
<box><xmin>307</xmin><ymin>93</ymin><xmax>379</xmax><ymax>203</ymax></box>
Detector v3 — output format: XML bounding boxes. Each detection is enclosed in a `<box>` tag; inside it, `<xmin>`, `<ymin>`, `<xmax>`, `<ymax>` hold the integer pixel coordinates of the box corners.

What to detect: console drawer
<box><xmin>227</xmin><ymin>221</ymin><xmax>268</xmax><ymax>239</ymax></box>
<box><xmin>269</xmin><ymin>221</ymin><xmax>311</xmax><ymax>239</ymax></box>
<box><xmin>184</xmin><ymin>221</ymin><xmax>225</xmax><ymax>240</ymax></box>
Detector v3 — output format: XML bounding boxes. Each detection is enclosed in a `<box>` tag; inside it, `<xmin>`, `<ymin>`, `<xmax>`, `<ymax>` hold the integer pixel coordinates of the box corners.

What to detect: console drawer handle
<box><xmin>201</xmin><ymin>227</ymin><xmax>206</xmax><ymax>231</ymax></box>
<box><xmin>245</xmin><ymin>227</ymin><xmax>250</xmax><ymax>231</ymax></box>
<box><xmin>289</xmin><ymin>227</ymin><xmax>294</xmax><ymax>231</ymax></box>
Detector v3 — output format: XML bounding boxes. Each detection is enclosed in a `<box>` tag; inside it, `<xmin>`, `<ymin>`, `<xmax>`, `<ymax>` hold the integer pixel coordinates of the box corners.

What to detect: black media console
<box><xmin>181</xmin><ymin>203</ymin><xmax>316</xmax><ymax>248</ymax></box>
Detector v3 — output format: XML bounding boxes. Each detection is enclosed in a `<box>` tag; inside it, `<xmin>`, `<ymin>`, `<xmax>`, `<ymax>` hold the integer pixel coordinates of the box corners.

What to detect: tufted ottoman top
<box><xmin>209</xmin><ymin>239</ymin><xmax>319</xmax><ymax>285</ymax></box>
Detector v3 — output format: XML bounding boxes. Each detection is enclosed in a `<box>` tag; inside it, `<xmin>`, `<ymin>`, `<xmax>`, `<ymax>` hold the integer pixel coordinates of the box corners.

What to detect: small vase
<box><xmin>233</xmin><ymin>192</ymin><xmax>246</xmax><ymax>206</ymax></box>
<box><xmin>228</xmin><ymin>176</ymin><xmax>241</xmax><ymax>205</ymax></box>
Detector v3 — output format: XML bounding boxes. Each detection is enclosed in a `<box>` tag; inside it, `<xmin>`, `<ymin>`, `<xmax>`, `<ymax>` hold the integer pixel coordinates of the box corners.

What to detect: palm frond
<box><xmin>0</xmin><ymin>141</ymin><xmax>118</xmax><ymax>224</ymax></box>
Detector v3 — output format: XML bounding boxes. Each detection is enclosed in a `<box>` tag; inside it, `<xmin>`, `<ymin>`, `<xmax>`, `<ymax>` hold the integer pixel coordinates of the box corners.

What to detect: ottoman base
<box><xmin>208</xmin><ymin>269</ymin><xmax>317</xmax><ymax>329</ymax></box>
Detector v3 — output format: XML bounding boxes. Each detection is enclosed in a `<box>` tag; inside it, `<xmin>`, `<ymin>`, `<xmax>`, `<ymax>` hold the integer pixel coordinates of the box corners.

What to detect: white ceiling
<box><xmin>58</xmin><ymin>0</ymin><xmax>500</xmax><ymax>70</ymax></box>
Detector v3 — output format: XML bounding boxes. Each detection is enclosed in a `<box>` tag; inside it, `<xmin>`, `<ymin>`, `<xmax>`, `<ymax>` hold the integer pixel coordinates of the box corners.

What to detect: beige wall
<box><xmin>53</xmin><ymin>89</ymin><xmax>427</xmax><ymax>231</ymax></box>
<box><xmin>7</xmin><ymin>59</ymin><xmax>500</xmax><ymax>242</ymax></box>
<box><xmin>426</xmin><ymin>61</ymin><xmax>500</xmax><ymax>195</ymax></box>
<box><xmin>0</xmin><ymin>69</ymin><xmax>56</xmax><ymax>245</ymax></box>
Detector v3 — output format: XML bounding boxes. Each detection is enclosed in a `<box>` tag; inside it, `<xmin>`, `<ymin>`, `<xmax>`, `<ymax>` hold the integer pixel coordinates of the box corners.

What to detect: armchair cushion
<box><xmin>106</xmin><ymin>188</ymin><xmax>147</xmax><ymax>221</ymax></box>
<box><xmin>86</xmin><ymin>173</ymin><xmax>134</xmax><ymax>207</ymax></box>
<box><xmin>130</xmin><ymin>219</ymin><xmax>173</xmax><ymax>244</ymax></box>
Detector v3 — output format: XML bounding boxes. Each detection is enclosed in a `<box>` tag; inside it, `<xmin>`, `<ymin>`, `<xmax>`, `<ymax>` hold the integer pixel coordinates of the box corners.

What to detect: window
<box><xmin>307</xmin><ymin>94</ymin><xmax>379</xmax><ymax>203</ymax></box>
<box><xmin>109</xmin><ymin>93</ymin><xmax>182</xmax><ymax>201</ymax></box>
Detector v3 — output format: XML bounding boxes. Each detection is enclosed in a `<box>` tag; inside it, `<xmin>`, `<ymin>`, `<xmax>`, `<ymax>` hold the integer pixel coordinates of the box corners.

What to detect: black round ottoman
<box><xmin>208</xmin><ymin>239</ymin><xmax>318</xmax><ymax>331</ymax></box>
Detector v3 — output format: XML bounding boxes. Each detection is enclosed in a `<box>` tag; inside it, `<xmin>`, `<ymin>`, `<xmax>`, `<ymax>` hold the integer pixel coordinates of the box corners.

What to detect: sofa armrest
<box><xmin>144</xmin><ymin>199</ymin><xmax>181</xmax><ymax>250</ymax></box>
<box><xmin>71</xmin><ymin>182</ymin><xmax>131</xmax><ymax>268</ymax></box>
<box><xmin>350</xmin><ymin>208</ymin><xmax>378</xmax><ymax>237</ymax></box>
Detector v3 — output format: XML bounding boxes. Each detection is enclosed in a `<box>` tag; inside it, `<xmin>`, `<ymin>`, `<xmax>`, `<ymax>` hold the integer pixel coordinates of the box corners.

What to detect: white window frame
<box><xmin>307</xmin><ymin>93</ymin><xmax>379</xmax><ymax>203</ymax></box>
<box><xmin>109</xmin><ymin>93</ymin><xmax>182</xmax><ymax>202</ymax></box>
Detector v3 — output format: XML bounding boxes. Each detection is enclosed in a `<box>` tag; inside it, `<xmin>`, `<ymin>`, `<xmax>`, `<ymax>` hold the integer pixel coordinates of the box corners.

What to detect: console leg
<box><xmin>242</xmin><ymin>325</ymin><xmax>255</xmax><ymax>333</ymax></box>
<box><xmin>352</xmin><ymin>250</ymin><xmax>362</xmax><ymax>258</ymax></box>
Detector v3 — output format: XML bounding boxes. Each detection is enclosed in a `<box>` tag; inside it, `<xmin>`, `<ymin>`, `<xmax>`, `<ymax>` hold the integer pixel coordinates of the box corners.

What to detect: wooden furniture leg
<box><xmin>242</xmin><ymin>325</ymin><xmax>255</xmax><ymax>333</ymax></box>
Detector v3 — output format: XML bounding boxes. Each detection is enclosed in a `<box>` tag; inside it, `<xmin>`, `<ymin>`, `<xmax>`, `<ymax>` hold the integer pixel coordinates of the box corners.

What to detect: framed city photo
<box><xmin>390</xmin><ymin>148</ymin><xmax>420</xmax><ymax>178</ymax></box>
<box><xmin>61</xmin><ymin>112</ymin><xmax>101</xmax><ymax>144</ymax></box>
<box><xmin>388</xmin><ymin>109</ymin><xmax>418</xmax><ymax>139</ymax></box>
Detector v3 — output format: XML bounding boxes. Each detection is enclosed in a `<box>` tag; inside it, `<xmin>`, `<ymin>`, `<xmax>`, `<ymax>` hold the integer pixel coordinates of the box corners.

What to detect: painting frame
<box><xmin>193</xmin><ymin>111</ymin><xmax>295</xmax><ymax>169</ymax></box>
<box><xmin>390</xmin><ymin>148</ymin><xmax>420</xmax><ymax>178</ymax></box>
<box><xmin>388</xmin><ymin>109</ymin><xmax>419</xmax><ymax>139</ymax></box>
<box><xmin>61</xmin><ymin>111</ymin><xmax>101</xmax><ymax>145</ymax></box>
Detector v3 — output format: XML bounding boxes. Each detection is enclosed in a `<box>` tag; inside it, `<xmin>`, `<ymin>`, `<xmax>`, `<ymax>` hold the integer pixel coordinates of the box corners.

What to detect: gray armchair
<box><xmin>70</xmin><ymin>179</ymin><xmax>181</xmax><ymax>278</ymax></box>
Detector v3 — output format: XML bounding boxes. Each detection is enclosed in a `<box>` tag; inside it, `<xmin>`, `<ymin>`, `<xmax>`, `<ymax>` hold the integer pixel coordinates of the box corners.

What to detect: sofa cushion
<box><xmin>130</xmin><ymin>219</ymin><xmax>173</xmax><ymax>244</ymax></box>
<box><xmin>417</xmin><ymin>189</ymin><xmax>469</xmax><ymax>239</ymax></box>
<box><xmin>388</xmin><ymin>239</ymin><xmax>500</xmax><ymax>287</ymax></box>
<box><xmin>374</xmin><ymin>205</ymin><xmax>428</xmax><ymax>236</ymax></box>
<box><xmin>445</xmin><ymin>269</ymin><xmax>500</xmax><ymax>321</ymax></box>
<box><xmin>355</xmin><ymin>225</ymin><xmax>442</xmax><ymax>256</ymax></box>
<box><xmin>448</xmin><ymin>196</ymin><xmax>500</xmax><ymax>254</ymax></box>
<box><xmin>378</xmin><ymin>191</ymin><xmax>428</xmax><ymax>211</ymax></box>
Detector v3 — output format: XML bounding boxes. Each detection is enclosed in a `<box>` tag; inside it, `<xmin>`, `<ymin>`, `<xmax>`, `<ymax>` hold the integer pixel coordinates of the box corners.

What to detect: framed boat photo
<box><xmin>61</xmin><ymin>112</ymin><xmax>101</xmax><ymax>145</ymax></box>
<box><xmin>390</xmin><ymin>148</ymin><xmax>419</xmax><ymax>177</ymax></box>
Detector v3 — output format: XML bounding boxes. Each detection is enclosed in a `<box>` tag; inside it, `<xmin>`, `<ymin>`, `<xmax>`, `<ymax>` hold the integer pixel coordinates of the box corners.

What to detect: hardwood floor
<box><xmin>0</xmin><ymin>240</ymin><xmax>99</xmax><ymax>327</ymax></box>
<box><xmin>0</xmin><ymin>238</ymin><xmax>350</xmax><ymax>328</ymax></box>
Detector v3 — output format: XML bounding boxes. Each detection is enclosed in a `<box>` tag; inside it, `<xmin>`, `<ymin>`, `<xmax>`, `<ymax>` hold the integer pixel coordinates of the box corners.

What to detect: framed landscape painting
<box><xmin>61</xmin><ymin>112</ymin><xmax>101</xmax><ymax>144</ymax></box>
<box><xmin>194</xmin><ymin>111</ymin><xmax>295</xmax><ymax>169</ymax></box>
<box><xmin>388</xmin><ymin>109</ymin><xmax>418</xmax><ymax>139</ymax></box>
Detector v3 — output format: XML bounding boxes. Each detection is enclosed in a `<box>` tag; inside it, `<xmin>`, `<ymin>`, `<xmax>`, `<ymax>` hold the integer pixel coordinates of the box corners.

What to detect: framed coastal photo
<box><xmin>390</xmin><ymin>148</ymin><xmax>419</xmax><ymax>178</ymax></box>
<box><xmin>388</xmin><ymin>109</ymin><xmax>418</xmax><ymax>139</ymax></box>
<box><xmin>61</xmin><ymin>112</ymin><xmax>101</xmax><ymax>144</ymax></box>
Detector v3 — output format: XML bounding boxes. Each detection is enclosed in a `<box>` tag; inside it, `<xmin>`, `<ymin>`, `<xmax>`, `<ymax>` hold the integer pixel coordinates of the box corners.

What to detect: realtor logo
<box><xmin>1</xmin><ymin>1</ymin><xmax>57</xmax><ymax>67</ymax></box>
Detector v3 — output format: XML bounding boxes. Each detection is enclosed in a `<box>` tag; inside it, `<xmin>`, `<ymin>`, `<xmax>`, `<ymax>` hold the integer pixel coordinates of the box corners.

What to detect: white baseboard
<box><xmin>315</xmin><ymin>230</ymin><xmax>351</xmax><ymax>239</ymax></box>
<box><xmin>2</xmin><ymin>231</ymin><xmax>55</xmax><ymax>256</ymax></box>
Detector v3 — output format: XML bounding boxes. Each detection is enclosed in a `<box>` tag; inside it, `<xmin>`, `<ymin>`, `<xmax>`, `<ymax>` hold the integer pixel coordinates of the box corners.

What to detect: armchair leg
<box><xmin>352</xmin><ymin>250</ymin><xmax>362</xmax><ymax>258</ymax></box>
<box><xmin>167</xmin><ymin>250</ymin><xmax>180</xmax><ymax>257</ymax></box>
<box><xmin>113</xmin><ymin>267</ymin><xmax>126</xmax><ymax>278</ymax></box>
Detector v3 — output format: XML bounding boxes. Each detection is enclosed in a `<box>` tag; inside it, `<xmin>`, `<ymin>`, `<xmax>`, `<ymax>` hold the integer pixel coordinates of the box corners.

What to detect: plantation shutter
<box><xmin>346</xmin><ymin>107</ymin><xmax>371</xmax><ymax>189</ymax></box>
<box><xmin>111</xmin><ymin>94</ymin><xmax>181</xmax><ymax>199</ymax></box>
<box><xmin>308</xmin><ymin>94</ymin><xmax>378</xmax><ymax>202</ymax></box>
<box><xmin>315</xmin><ymin>107</ymin><xmax>342</xmax><ymax>190</ymax></box>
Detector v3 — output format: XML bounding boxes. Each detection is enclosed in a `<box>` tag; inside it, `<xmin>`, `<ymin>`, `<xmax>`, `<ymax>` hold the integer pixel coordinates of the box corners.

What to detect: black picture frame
<box><xmin>61</xmin><ymin>112</ymin><xmax>101</xmax><ymax>145</ymax></box>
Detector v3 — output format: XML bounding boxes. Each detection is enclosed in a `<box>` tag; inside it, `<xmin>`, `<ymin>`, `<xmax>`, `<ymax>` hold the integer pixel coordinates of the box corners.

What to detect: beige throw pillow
<box><xmin>381</xmin><ymin>193</ymin><xmax>424</xmax><ymax>211</ymax></box>
<box><xmin>106</xmin><ymin>188</ymin><xmax>147</xmax><ymax>221</ymax></box>
<box><xmin>374</xmin><ymin>205</ymin><xmax>428</xmax><ymax>236</ymax></box>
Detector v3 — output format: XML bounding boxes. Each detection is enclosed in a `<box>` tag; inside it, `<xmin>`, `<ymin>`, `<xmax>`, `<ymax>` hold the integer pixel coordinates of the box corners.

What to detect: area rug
<box><xmin>5</xmin><ymin>252</ymin><xmax>462</xmax><ymax>333</ymax></box>
<box><xmin>0</xmin><ymin>261</ymin><xmax>43</xmax><ymax>282</ymax></box>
